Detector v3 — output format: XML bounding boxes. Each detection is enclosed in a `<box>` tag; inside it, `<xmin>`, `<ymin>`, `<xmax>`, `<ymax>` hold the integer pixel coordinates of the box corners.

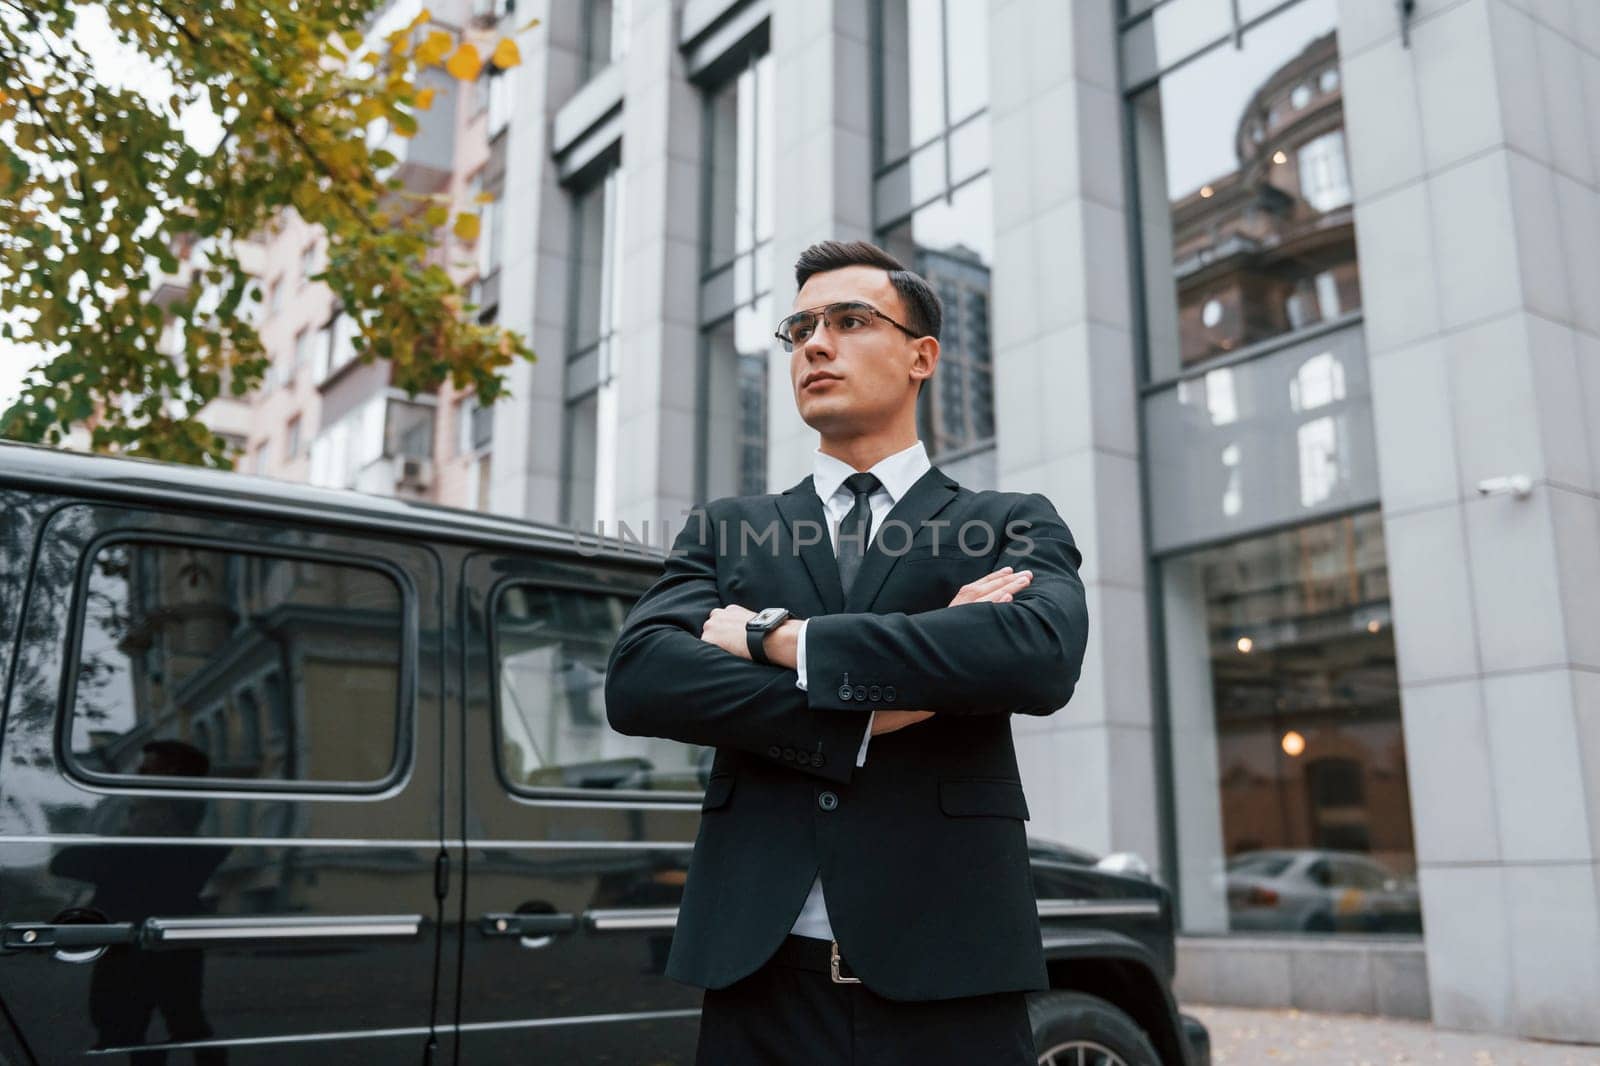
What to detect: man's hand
<box><xmin>870</xmin><ymin>566</ymin><xmax>1034</xmax><ymax>736</ymax></box>
<box><xmin>700</xmin><ymin>603</ymin><xmax>757</xmax><ymax>659</ymax></box>
<box><xmin>949</xmin><ymin>565</ymin><xmax>1033</xmax><ymax>607</ymax></box>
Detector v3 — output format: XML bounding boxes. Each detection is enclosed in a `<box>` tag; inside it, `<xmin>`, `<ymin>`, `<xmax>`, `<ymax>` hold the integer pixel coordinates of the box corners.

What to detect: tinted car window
<box><xmin>69</xmin><ymin>541</ymin><xmax>404</xmax><ymax>787</ymax></box>
<box><xmin>494</xmin><ymin>582</ymin><xmax>708</xmax><ymax>792</ymax></box>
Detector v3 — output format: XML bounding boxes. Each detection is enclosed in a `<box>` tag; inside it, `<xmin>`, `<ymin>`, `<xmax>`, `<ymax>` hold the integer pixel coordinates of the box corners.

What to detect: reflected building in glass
<box><xmin>222</xmin><ymin>0</ymin><xmax>1600</xmax><ymax>1045</ymax></box>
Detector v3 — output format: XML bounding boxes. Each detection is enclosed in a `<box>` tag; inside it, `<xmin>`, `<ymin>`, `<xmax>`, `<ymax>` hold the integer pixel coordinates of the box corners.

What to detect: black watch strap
<box><xmin>747</xmin><ymin>625</ymin><xmax>771</xmax><ymax>665</ymax></box>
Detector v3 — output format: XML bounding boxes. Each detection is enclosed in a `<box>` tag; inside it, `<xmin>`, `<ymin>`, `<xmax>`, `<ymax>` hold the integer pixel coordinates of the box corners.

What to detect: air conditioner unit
<box><xmin>397</xmin><ymin>458</ymin><xmax>433</xmax><ymax>490</ymax></box>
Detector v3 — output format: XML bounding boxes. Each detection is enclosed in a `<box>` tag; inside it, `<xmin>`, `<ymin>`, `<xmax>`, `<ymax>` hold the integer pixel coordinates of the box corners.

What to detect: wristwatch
<box><xmin>745</xmin><ymin>607</ymin><xmax>792</xmax><ymax>665</ymax></box>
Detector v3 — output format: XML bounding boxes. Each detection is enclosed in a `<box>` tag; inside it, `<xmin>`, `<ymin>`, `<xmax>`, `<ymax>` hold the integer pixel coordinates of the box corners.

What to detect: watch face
<box><xmin>751</xmin><ymin>607</ymin><xmax>782</xmax><ymax>628</ymax></box>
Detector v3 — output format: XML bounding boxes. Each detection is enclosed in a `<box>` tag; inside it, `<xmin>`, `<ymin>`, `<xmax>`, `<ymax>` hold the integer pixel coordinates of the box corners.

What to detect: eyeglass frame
<box><xmin>773</xmin><ymin>300</ymin><xmax>924</xmax><ymax>353</ymax></box>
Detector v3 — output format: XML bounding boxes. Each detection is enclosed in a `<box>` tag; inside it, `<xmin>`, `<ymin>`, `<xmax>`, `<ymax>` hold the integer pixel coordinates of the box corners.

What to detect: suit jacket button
<box><xmin>818</xmin><ymin>791</ymin><xmax>839</xmax><ymax>812</ymax></box>
<box><xmin>782</xmin><ymin>747</ymin><xmax>795</xmax><ymax>761</ymax></box>
<box><xmin>768</xmin><ymin>745</ymin><xmax>782</xmax><ymax>758</ymax></box>
<box><xmin>838</xmin><ymin>685</ymin><xmax>854</xmax><ymax>701</ymax></box>
<box><xmin>868</xmin><ymin>685</ymin><xmax>881</xmax><ymax>701</ymax></box>
<box><xmin>884</xmin><ymin>686</ymin><xmax>896</xmax><ymax>702</ymax></box>
<box><xmin>811</xmin><ymin>753</ymin><xmax>825</xmax><ymax>768</ymax></box>
<box><xmin>853</xmin><ymin>684</ymin><xmax>867</xmax><ymax>701</ymax></box>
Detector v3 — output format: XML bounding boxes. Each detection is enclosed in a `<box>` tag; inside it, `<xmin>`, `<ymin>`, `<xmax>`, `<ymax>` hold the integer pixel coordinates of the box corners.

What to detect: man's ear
<box><xmin>909</xmin><ymin>335</ymin><xmax>939</xmax><ymax>389</ymax></box>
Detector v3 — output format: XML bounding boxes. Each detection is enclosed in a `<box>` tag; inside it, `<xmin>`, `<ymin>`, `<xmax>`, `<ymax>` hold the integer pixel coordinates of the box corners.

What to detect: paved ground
<box><xmin>1187</xmin><ymin>1006</ymin><xmax>1600</xmax><ymax>1065</ymax></box>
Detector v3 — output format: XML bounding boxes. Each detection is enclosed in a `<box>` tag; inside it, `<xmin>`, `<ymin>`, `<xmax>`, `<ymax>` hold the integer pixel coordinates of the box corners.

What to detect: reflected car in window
<box><xmin>1224</xmin><ymin>849</ymin><xmax>1422</xmax><ymax>933</ymax></box>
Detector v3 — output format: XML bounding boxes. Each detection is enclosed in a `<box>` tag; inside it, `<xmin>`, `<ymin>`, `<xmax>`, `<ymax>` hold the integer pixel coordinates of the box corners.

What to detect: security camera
<box><xmin>1476</xmin><ymin>475</ymin><xmax>1532</xmax><ymax>499</ymax></box>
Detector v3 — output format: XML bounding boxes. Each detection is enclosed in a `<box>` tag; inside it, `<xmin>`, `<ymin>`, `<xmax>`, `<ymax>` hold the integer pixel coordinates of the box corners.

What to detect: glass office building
<box><xmin>372</xmin><ymin>0</ymin><xmax>1600</xmax><ymax>1045</ymax></box>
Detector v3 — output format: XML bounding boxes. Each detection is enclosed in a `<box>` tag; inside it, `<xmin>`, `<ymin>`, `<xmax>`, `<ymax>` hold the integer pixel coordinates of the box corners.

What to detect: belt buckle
<box><xmin>829</xmin><ymin>940</ymin><xmax>861</xmax><ymax>985</ymax></box>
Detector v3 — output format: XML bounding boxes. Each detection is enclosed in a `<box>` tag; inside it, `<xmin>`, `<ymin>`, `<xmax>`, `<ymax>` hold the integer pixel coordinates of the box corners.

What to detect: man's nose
<box><xmin>799</xmin><ymin>323</ymin><xmax>837</xmax><ymax>361</ymax></box>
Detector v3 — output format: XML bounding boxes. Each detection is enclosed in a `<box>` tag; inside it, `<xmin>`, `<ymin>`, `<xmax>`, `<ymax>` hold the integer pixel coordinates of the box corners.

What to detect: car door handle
<box><xmin>582</xmin><ymin>907</ymin><xmax>679</xmax><ymax>932</ymax></box>
<box><xmin>478</xmin><ymin>912</ymin><xmax>578</xmax><ymax>938</ymax></box>
<box><xmin>1</xmin><ymin>923</ymin><xmax>138</xmax><ymax>952</ymax></box>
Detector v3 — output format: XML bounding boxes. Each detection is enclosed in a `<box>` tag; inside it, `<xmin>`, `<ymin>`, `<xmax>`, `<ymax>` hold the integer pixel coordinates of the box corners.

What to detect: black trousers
<box><xmin>694</xmin><ymin>936</ymin><xmax>1036</xmax><ymax>1066</ymax></box>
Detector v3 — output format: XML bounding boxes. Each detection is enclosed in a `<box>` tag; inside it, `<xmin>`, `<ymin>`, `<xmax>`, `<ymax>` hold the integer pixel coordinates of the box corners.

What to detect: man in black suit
<box><xmin>606</xmin><ymin>240</ymin><xmax>1089</xmax><ymax>1065</ymax></box>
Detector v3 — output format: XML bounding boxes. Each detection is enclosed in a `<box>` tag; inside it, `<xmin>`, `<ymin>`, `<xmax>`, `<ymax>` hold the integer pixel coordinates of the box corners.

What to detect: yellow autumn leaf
<box><xmin>415</xmin><ymin>30</ymin><xmax>453</xmax><ymax>67</ymax></box>
<box><xmin>389</xmin><ymin>34</ymin><xmax>410</xmax><ymax>56</ymax></box>
<box><xmin>490</xmin><ymin>38</ymin><xmax>521</xmax><ymax>70</ymax></box>
<box><xmin>445</xmin><ymin>42</ymin><xmax>483</xmax><ymax>81</ymax></box>
<box><xmin>408</xmin><ymin>7</ymin><xmax>432</xmax><ymax>31</ymax></box>
<box><xmin>415</xmin><ymin>87</ymin><xmax>437</xmax><ymax>110</ymax></box>
<box><xmin>474</xmin><ymin>191</ymin><xmax>495</xmax><ymax>205</ymax></box>
<box><xmin>454</xmin><ymin>212</ymin><xmax>481</xmax><ymax>242</ymax></box>
<box><xmin>517</xmin><ymin>16</ymin><xmax>541</xmax><ymax>32</ymax></box>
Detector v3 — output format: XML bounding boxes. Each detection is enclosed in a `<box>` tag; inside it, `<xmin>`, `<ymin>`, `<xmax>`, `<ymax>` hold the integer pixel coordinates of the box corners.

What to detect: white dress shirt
<box><xmin>788</xmin><ymin>438</ymin><xmax>932</xmax><ymax>941</ymax></box>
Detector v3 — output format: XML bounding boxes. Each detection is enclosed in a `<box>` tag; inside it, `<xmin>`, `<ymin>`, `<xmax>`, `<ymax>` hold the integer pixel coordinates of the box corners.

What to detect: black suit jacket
<box><xmin>604</xmin><ymin>464</ymin><xmax>1089</xmax><ymax>1001</ymax></box>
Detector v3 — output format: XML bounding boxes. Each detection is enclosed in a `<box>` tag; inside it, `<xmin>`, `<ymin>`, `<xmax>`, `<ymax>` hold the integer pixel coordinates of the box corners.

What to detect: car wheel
<box><xmin>1029</xmin><ymin>991</ymin><xmax>1162</xmax><ymax>1066</ymax></box>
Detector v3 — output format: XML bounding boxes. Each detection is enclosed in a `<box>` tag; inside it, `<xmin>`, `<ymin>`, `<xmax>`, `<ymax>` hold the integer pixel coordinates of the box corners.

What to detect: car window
<box><xmin>1227</xmin><ymin>854</ymin><xmax>1293</xmax><ymax>878</ymax></box>
<box><xmin>69</xmin><ymin>540</ymin><xmax>405</xmax><ymax>787</ymax></box>
<box><xmin>493</xmin><ymin>582</ymin><xmax>708</xmax><ymax>793</ymax></box>
<box><xmin>1330</xmin><ymin>857</ymin><xmax>1388</xmax><ymax>889</ymax></box>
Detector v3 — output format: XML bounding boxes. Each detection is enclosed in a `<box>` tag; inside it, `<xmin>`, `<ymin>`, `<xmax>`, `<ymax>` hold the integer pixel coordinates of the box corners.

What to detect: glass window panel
<box><xmin>878</xmin><ymin>0</ymin><xmax>947</xmax><ymax>165</ymax></box>
<box><xmin>734</xmin><ymin>63</ymin><xmax>757</xmax><ymax>258</ymax></box>
<box><xmin>571</xmin><ymin>176</ymin><xmax>610</xmax><ymax>354</ymax></box>
<box><xmin>1121</xmin><ymin>0</ymin><xmax>1234</xmax><ymax>86</ymax></box>
<box><xmin>706</xmin><ymin>72</ymin><xmax>741</xmax><ymax>267</ymax></box>
<box><xmin>1161</xmin><ymin>510</ymin><xmax>1420</xmax><ymax>936</ymax></box>
<box><xmin>71</xmin><ymin>543</ymin><xmax>403</xmax><ymax>787</ymax></box>
<box><xmin>567</xmin><ymin>164</ymin><xmax>623</xmax><ymax>528</ymax></box>
<box><xmin>495</xmin><ymin>584</ymin><xmax>707</xmax><ymax>793</ymax></box>
<box><xmin>1142</xmin><ymin>323</ymin><xmax>1378</xmax><ymax>554</ymax></box>
<box><xmin>944</xmin><ymin>0</ymin><xmax>989</xmax><ymax>124</ymax></box>
<box><xmin>880</xmin><ymin>177</ymin><xmax>994</xmax><ymax>458</ymax></box>
<box><xmin>948</xmin><ymin>113</ymin><xmax>990</xmax><ymax>188</ymax></box>
<box><xmin>562</xmin><ymin>390</ymin><xmax>598</xmax><ymax>528</ymax></box>
<box><xmin>1153</xmin><ymin>0</ymin><xmax>1234</xmax><ymax>69</ymax></box>
<box><xmin>1131</xmin><ymin>0</ymin><xmax>1360</xmax><ymax>381</ymax></box>
<box><xmin>385</xmin><ymin>399</ymin><xmax>435</xmax><ymax>461</ymax></box>
<box><xmin>908</xmin><ymin>139</ymin><xmax>947</xmax><ymax>207</ymax></box>
<box><xmin>754</xmin><ymin>55</ymin><xmax>775</xmax><ymax>244</ymax></box>
<box><xmin>698</xmin><ymin>296</ymin><xmax>772</xmax><ymax>503</ymax></box>
<box><xmin>583</xmin><ymin>0</ymin><xmax>630</xmax><ymax>79</ymax></box>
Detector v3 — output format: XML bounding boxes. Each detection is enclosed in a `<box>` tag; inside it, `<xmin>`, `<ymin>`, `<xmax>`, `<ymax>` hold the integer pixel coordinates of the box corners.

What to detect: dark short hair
<box><xmin>793</xmin><ymin>240</ymin><xmax>942</xmax><ymax>342</ymax></box>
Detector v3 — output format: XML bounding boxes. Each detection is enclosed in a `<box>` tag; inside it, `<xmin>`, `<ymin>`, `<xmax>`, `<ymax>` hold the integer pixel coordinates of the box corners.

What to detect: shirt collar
<box><xmin>811</xmin><ymin>439</ymin><xmax>931</xmax><ymax>508</ymax></box>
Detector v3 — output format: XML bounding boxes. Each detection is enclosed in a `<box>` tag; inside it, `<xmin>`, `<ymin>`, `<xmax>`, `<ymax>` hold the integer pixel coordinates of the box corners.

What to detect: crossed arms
<box><xmin>604</xmin><ymin>492</ymin><xmax>1089</xmax><ymax>784</ymax></box>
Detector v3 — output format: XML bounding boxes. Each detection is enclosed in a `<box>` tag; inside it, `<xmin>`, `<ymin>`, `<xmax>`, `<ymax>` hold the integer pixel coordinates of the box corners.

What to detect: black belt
<box><xmin>770</xmin><ymin>935</ymin><xmax>862</xmax><ymax>984</ymax></box>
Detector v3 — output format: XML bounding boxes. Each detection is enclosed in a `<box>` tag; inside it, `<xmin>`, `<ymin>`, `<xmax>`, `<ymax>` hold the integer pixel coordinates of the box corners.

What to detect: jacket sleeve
<box><xmin>604</xmin><ymin>502</ymin><xmax>865</xmax><ymax>784</ymax></box>
<box><xmin>801</xmin><ymin>492</ymin><xmax>1089</xmax><ymax>717</ymax></box>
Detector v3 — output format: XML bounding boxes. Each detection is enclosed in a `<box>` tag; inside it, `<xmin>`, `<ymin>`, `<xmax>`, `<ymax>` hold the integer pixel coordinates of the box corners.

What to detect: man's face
<box><xmin>788</xmin><ymin>265</ymin><xmax>935</xmax><ymax>436</ymax></box>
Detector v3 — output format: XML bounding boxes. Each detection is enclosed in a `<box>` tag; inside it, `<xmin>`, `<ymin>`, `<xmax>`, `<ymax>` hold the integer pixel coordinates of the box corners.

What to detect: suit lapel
<box><xmin>776</xmin><ymin>476</ymin><xmax>844</xmax><ymax>615</ymax></box>
<box><xmin>844</xmin><ymin>465</ymin><xmax>960</xmax><ymax>613</ymax></box>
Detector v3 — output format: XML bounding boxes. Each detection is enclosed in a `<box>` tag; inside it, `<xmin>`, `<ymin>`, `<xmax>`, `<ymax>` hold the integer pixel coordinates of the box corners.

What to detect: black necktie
<box><xmin>835</xmin><ymin>472</ymin><xmax>882</xmax><ymax>597</ymax></box>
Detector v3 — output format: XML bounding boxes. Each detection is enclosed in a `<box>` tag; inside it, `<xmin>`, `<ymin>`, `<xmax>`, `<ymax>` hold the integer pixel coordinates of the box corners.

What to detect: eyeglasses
<box><xmin>773</xmin><ymin>300</ymin><xmax>922</xmax><ymax>352</ymax></box>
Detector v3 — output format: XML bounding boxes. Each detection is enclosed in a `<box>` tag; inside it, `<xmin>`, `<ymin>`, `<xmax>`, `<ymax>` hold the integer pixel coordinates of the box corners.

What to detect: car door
<box><xmin>448</xmin><ymin>548</ymin><xmax>704</xmax><ymax>1063</ymax></box>
<box><xmin>0</xmin><ymin>501</ymin><xmax>448</xmax><ymax>1065</ymax></box>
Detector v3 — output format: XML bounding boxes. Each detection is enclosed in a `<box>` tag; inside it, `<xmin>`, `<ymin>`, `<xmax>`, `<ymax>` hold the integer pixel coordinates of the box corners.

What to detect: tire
<box><xmin>1028</xmin><ymin>991</ymin><xmax>1163</xmax><ymax>1066</ymax></box>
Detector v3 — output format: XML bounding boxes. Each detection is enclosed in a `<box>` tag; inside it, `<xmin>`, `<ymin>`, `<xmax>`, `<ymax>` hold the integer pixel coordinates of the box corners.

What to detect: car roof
<box><xmin>0</xmin><ymin>441</ymin><xmax>668</xmax><ymax>567</ymax></box>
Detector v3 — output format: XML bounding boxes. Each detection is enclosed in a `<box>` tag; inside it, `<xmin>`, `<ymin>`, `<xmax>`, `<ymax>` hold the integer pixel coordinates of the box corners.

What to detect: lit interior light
<box><xmin>1281</xmin><ymin>730</ymin><xmax>1306</xmax><ymax>757</ymax></box>
<box><xmin>1200</xmin><ymin>185</ymin><xmax>1215</xmax><ymax>199</ymax></box>
<box><xmin>1273</xmin><ymin>150</ymin><xmax>1288</xmax><ymax>165</ymax></box>
<box><xmin>1367</xmin><ymin>619</ymin><xmax>1381</xmax><ymax>634</ymax></box>
<box><xmin>1236</xmin><ymin>636</ymin><xmax>1253</xmax><ymax>653</ymax></box>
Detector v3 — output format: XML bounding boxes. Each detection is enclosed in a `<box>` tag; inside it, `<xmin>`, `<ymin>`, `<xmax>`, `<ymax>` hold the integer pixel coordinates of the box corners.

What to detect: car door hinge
<box><xmin>433</xmin><ymin>852</ymin><xmax>449</xmax><ymax>901</ymax></box>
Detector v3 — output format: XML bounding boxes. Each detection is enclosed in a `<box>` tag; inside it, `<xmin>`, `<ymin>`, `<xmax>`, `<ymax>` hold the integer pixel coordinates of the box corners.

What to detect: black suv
<box><xmin>0</xmin><ymin>443</ymin><xmax>1208</xmax><ymax>1065</ymax></box>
